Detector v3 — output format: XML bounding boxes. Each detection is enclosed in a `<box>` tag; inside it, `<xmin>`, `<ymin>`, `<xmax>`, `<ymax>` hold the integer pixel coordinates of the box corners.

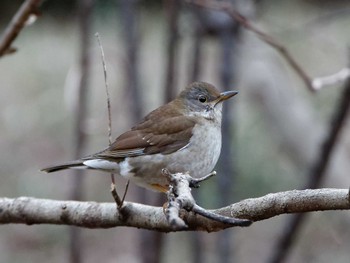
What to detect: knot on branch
<box><xmin>162</xmin><ymin>169</ymin><xmax>252</xmax><ymax>230</ymax></box>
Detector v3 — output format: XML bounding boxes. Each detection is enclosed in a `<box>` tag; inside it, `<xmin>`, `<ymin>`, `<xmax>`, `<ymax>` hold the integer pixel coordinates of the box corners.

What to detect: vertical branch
<box><xmin>268</xmin><ymin>73</ymin><xmax>350</xmax><ymax>263</ymax></box>
<box><xmin>217</xmin><ymin>19</ymin><xmax>239</xmax><ymax>263</ymax></box>
<box><xmin>69</xmin><ymin>0</ymin><xmax>94</xmax><ymax>263</ymax></box>
<box><xmin>96</xmin><ymin>32</ymin><xmax>121</xmax><ymax>202</ymax></box>
<box><xmin>164</xmin><ymin>0</ymin><xmax>181</xmax><ymax>102</ymax></box>
<box><xmin>188</xmin><ymin>6</ymin><xmax>203</xmax><ymax>83</ymax></box>
<box><xmin>121</xmin><ymin>0</ymin><xmax>142</xmax><ymax>121</ymax></box>
<box><xmin>119</xmin><ymin>1</ymin><xmax>163</xmax><ymax>263</ymax></box>
<box><xmin>217</xmin><ymin>25</ymin><xmax>238</xmax><ymax>206</ymax></box>
<box><xmin>0</xmin><ymin>0</ymin><xmax>42</xmax><ymax>57</ymax></box>
<box><xmin>141</xmin><ymin>2</ymin><xmax>182</xmax><ymax>262</ymax></box>
<box><xmin>95</xmin><ymin>33</ymin><xmax>112</xmax><ymax>146</ymax></box>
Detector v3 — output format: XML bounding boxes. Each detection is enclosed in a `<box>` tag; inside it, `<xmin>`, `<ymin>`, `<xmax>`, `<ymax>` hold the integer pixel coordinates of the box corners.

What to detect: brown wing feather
<box><xmin>94</xmin><ymin>102</ymin><xmax>195</xmax><ymax>159</ymax></box>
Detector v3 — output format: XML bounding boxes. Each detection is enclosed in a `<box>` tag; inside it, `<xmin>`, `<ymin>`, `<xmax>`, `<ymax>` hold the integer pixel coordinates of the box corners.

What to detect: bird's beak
<box><xmin>215</xmin><ymin>90</ymin><xmax>238</xmax><ymax>106</ymax></box>
<box><xmin>220</xmin><ymin>90</ymin><xmax>238</xmax><ymax>101</ymax></box>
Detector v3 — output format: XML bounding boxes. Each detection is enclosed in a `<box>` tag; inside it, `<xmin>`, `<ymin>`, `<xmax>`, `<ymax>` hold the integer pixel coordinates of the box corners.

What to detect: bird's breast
<box><xmin>159</xmin><ymin>119</ymin><xmax>222</xmax><ymax>180</ymax></box>
<box><xmin>184</xmin><ymin>121</ymin><xmax>222</xmax><ymax>176</ymax></box>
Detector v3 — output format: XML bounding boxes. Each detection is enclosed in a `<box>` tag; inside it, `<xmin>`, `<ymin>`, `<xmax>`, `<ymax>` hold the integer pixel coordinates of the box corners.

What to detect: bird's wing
<box><xmin>93</xmin><ymin>105</ymin><xmax>195</xmax><ymax>160</ymax></box>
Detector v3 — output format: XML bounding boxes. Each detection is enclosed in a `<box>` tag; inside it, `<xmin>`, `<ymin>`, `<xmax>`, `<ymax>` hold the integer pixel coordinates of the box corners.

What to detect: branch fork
<box><xmin>163</xmin><ymin>169</ymin><xmax>252</xmax><ymax>229</ymax></box>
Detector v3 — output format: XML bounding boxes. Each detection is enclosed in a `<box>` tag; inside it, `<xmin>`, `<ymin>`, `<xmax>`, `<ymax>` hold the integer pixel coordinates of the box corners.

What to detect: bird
<box><xmin>41</xmin><ymin>81</ymin><xmax>238</xmax><ymax>193</ymax></box>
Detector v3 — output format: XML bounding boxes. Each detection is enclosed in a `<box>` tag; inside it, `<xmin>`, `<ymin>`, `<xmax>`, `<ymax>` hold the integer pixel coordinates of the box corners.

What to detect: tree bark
<box><xmin>1</xmin><ymin>189</ymin><xmax>348</xmax><ymax>232</ymax></box>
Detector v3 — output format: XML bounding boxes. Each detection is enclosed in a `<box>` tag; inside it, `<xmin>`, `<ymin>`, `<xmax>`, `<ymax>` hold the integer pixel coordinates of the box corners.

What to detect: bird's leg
<box><xmin>110</xmin><ymin>181</ymin><xmax>122</xmax><ymax>207</ymax></box>
<box><xmin>109</xmin><ymin>174</ymin><xmax>129</xmax><ymax>210</ymax></box>
<box><xmin>120</xmin><ymin>180</ymin><xmax>130</xmax><ymax>207</ymax></box>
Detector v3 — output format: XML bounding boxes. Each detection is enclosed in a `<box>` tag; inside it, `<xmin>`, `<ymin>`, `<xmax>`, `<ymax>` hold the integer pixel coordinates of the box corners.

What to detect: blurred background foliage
<box><xmin>0</xmin><ymin>0</ymin><xmax>350</xmax><ymax>263</ymax></box>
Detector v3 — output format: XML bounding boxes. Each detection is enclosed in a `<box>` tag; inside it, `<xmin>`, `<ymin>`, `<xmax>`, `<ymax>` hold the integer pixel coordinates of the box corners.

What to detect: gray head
<box><xmin>178</xmin><ymin>81</ymin><xmax>238</xmax><ymax>120</ymax></box>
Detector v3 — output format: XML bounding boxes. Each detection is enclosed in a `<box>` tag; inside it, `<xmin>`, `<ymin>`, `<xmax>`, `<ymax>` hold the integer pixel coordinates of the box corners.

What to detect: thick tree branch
<box><xmin>0</xmin><ymin>188</ymin><xmax>348</xmax><ymax>232</ymax></box>
<box><xmin>0</xmin><ymin>0</ymin><xmax>42</xmax><ymax>57</ymax></box>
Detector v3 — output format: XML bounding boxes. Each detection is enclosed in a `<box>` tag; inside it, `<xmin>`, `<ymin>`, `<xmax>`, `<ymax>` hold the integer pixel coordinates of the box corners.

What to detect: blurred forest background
<box><xmin>1</xmin><ymin>0</ymin><xmax>350</xmax><ymax>262</ymax></box>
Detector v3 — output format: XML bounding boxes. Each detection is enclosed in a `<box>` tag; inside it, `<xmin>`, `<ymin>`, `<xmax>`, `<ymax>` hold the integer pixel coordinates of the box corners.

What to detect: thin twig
<box><xmin>312</xmin><ymin>68</ymin><xmax>350</xmax><ymax>90</ymax></box>
<box><xmin>95</xmin><ymin>32</ymin><xmax>112</xmax><ymax>145</ymax></box>
<box><xmin>189</xmin><ymin>171</ymin><xmax>216</xmax><ymax>188</ymax></box>
<box><xmin>0</xmin><ymin>0</ymin><xmax>42</xmax><ymax>57</ymax></box>
<box><xmin>95</xmin><ymin>33</ymin><xmax>126</xmax><ymax>205</ymax></box>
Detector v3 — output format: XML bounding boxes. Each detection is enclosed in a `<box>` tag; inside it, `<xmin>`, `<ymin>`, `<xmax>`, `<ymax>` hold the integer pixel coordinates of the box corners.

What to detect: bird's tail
<box><xmin>41</xmin><ymin>160</ymin><xmax>86</xmax><ymax>173</ymax></box>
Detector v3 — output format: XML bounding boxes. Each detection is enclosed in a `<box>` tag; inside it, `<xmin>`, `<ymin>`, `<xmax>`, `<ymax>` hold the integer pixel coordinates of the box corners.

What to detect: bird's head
<box><xmin>177</xmin><ymin>81</ymin><xmax>238</xmax><ymax>121</ymax></box>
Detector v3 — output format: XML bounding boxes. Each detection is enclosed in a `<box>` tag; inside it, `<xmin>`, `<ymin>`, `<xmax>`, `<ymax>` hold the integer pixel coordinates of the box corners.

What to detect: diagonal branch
<box><xmin>188</xmin><ymin>0</ymin><xmax>350</xmax><ymax>92</ymax></box>
<box><xmin>268</xmin><ymin>62</ymin><xmax>350</xmax><ymax>263</ymax></box>
<box><xmin>0</xmin><ymin>0</ymin><xmax>42</xmax><ymax>57</ymax></box>
<box><xmin>0</xmin><ymin>188</ymin><xmax>349</xmax><ymax>232</ymax></box>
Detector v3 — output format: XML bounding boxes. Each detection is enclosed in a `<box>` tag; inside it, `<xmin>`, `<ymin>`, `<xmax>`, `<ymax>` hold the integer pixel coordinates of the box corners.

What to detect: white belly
<box><xmin>168</xmin><ymin>122</ymin><xmax>222</xmax><ymax>178</ymax></box>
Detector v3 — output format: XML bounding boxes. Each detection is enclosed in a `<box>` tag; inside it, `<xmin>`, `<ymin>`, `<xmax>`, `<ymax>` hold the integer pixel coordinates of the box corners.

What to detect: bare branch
<box><xmin>95</xmin><ymin>32</ymin><xmax>112</xmax><ymax>146</ymax></box>
<box><xmin>0</xmin><ymin>0</ymin><xmax>42</xmax><ymax>57</ymax></box>
<box><xmin>164</xmin><ymin>0</ymin><xmax>181</xmax><ymax>102</ymax></box>
<box><xmin>188</xmin><ymin>0</ymin><xmax>350</xmax><ymax>92</ymax></box>
<box><xmin>0</xmin><ymin>188</ymin><xmax>348</xmax><ymax>232</ymax></box>
<box><xmin>70</xmin><ymin>1</ymin><xmax>94</xmax><ymax>262</ymax></box>
<box><xmin>95</xmin><ymin>32</ymin><xmax>126</xmax><ymax>206</ymax></box>
<box><xmin>163</xmin><ymin>170</ymin><xmax>250</xmax><ymax>229</ymax></box>
<box><xmin>312</xmin><ymin>68</ymin><xmax>350</xmax><ymax>90</ymax></box>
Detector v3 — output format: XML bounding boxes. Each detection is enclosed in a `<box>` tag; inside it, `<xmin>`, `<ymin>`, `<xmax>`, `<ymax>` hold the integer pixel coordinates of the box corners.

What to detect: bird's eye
<box><xmin>198</xmin><ymin>95</ymin><xmax>207</xmax><ymax>103</ymax></box>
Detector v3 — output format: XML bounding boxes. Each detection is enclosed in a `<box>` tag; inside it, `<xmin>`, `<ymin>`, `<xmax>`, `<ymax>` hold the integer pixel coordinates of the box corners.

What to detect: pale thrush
<box><xmin>42</xmin><ymin>81</ymin><xmax>238</xmax><ymax>192</ymax></box>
